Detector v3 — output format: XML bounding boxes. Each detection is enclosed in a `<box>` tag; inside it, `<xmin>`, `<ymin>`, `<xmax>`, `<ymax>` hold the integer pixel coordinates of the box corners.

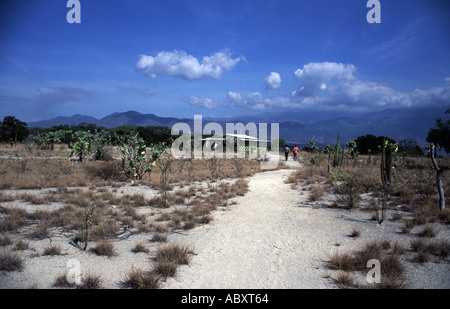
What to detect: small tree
<box><xmin>91</xmin><ymin>130</ymin><xmax>111</xmax><ymax>160</ymax></box>
<box><xmin>428</xmin><ymin>143</ymin><xmax>447</xmax><ymax>211</ymax></box>
<box><xmin>331</xmin><ymin>168</ymin><xmax>362</xmax><ymax>209</ymax></box>
<box><xmin>0</xmin><ymin>116</ymin><xmax>29</xmax><ymax>143</ymax></box>
<box><xmin>68</xmin><ymin>131</ymin><xmax>94</xmax><ymax>162</ymax></box>
<box><xmin>116</xmin><ymin>132</ymin><xmax>165</xmax><ymax>180</ymax></box>
<box><xmin>427</xmin><ymin>108</ymin><xmax>450</xmax><ymax>154</ymax></box>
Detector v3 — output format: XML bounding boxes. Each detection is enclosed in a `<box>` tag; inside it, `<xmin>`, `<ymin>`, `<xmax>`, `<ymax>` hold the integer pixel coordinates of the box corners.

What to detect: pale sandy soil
<box><xmin>0</xmin><ymin>157</ymin><xmax>449</xmax><ymax>289</ymax></box>
<box><xmin>163</xmin><ymin>160</ymin><xmax>450</xmax><ymax>289</ymax></box>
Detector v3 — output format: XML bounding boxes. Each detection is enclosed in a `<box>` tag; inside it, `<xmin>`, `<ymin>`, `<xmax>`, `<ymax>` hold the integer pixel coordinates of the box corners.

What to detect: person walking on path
<box><xmin>293</xmin><ymin>145</ymin><xmax>299</xmax><ymax>161</ymax></box>
<box><xmin>284</xmin><ymin>145</ymin><xmax>290</xmax><ymax>161</ymax></box>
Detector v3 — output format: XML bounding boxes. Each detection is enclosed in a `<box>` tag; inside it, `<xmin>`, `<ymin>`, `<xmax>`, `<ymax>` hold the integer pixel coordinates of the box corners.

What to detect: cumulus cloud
<box><xmin>183</xmin><ymin>61</ymin><xmax>450</xmax><ymax>114</ymax></box>
<box><xmin>265</xmin><ymin>72</ymin><xmax>281</xmax><ymax>90</ymax></box>
<box><xmin>293</xmin><ymin>62</ymin><xmax>356</xmax><ymax>97</ymax></box>
<box><xmin>186</xmin><ymin>96</ymin><xmax>218</xmax><ymax>109</ymax></box>
<box><xmin>290</xmin><ymin>62</ymin><xmax>450</xmax><ymax>112</ymax></box>
<box><xmin>136</xmin><ymin>50</ymin><xmax>241</xmax><ymax>80</ymax></box>
<box><xmin>227</xmin><ymin>91</ymin><xmax>242</xmax><ymax>104</ymax></box>
<box><xmin>227</xmin><ymin>91</ymin><xmax>268</xmax><ymax>110</ymax></box>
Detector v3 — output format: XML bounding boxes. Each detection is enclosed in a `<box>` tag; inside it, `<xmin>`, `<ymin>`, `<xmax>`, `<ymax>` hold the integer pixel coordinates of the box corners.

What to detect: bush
<box><xmin>331</xmin><ymin>168</ymin><xmax>362</xmax><ymax>209</ymax></box>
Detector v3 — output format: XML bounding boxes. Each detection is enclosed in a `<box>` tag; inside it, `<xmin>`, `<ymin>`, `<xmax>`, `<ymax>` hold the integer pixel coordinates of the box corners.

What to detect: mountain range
<box><xmin>29</xmin><ymin>106</ymin><xmax>448</xmax><ymax>147</ymax></box>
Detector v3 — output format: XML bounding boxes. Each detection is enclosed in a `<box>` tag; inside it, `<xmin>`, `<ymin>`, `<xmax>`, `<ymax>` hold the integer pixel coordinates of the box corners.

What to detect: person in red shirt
<box><xmin>293</xmin><ymin>145</ymin><xmax>299</xmax><ymax>161</ymax></box>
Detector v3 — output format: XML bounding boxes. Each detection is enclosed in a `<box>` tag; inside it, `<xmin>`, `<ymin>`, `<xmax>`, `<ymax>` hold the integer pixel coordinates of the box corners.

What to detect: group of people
<box><xmin>284</xmin><ymin>145</ymin><xmax>299</xmax><ymax>161</ymax></box>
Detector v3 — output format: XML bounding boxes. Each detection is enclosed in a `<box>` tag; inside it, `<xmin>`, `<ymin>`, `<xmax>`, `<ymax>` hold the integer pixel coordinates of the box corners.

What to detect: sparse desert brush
<box><xmin>78</xmin><ymin>273</ymin><xmax>103</xmax><ymax>289</ymax></box>
<box><xmin>410</xmin><ymin>238</ymin><xmax>449</xmax><ymax>260</ymax></box>
<box><xmin>90</xmin><ymin>239</ymin><xmax>115</xmax><ymax>257</ymax></box>
<box><xmin>0</xmin><ymin>207</ymin><xmax>29</xmax><ymax>233</ymax></box>
<box><xmin>132</xmin><ymin>241</ymin><xmax>150</xmax><ymax>253</ymax></box>
<box><xmin>0</xmin><ymin>250</ymin><xmax>24</xmax><ymax>271</ymax></box>
<box><xmin>309</xmin><ymin>185</ymin><xmax>326</xmax><ymax>201</ymax></box>
<box><xmin>152</xmin><ymin>243</ymin><xmax>194</xmax><ymax>278</ymax></box>
<box><xmin>53</xmin><ymin>272</ymin><xmax>77</xmax><ymax>288</ymax></box>
<box><xmin>156</xmin><ymin>243</ymin><xmax>194</xmax><ymax>265</ymax></box>
<box><xmin>13</xmin><ymin>239</ymin><xmax>29</xmax><ymax>251</ymax></box>
<box><xmin>152</xmin><ymin>255</ymin><xmax>178</xmax><ymax>277</ymax></box>
<box><xmin>331</xmin><ymin>168</ymin><xmax>362</xmax><ymax>209</ymax></box>
<box><xmin>334</xmin><ymin>271</ymin><xmax>356</xmax><ymax>289</ymax></box>
<box><xmin>417</xmin><ymin>225</ymin><xmax>438</xmax><ymax>238</ymax></box>
<box><xmin>151</xmin><ymin>233</ymin><xmax>168</xmax><ymax>243</ymax></box>
<box><xmin>328</xmin><ymin>238</ymin><xmax>407</xmax><ymax>288</ymax></box>
<box><xmin>348</xmin><ymin>227</ymin><xmax>361</xmax><ymax>238</ymax></box>
<box><xmin>327</xmin><ymin>251</ymin><xmax>356</xmax><ymax>272</ymax></box>
<box><xmin>0</xmin><ymin>234</ymin><xmax>13</xmax><ymax>246</ymax></box>
<box><xmin>232</xmin><ymin>178</ymin><xmax>249</xmax><ymax>196</ymax></box>
<box><xmin>122</xmin><ymin>267</ymin><xmax>161</xmax><ymax>289</ymax></box>
<box><xmin>42</xmin><ymin>245</ymin><xmax>62</xmax><ymax>256</ymax></box>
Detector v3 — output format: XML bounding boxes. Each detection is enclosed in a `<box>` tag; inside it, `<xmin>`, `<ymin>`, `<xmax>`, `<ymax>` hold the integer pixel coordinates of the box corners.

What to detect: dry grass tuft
<box><xmin>122</xmin><ymin>267</ymin><xmax>161</xmax><ymax>289</ymax></box>
<box><xmin>152</xmin><ymin>243</ymin><xmax>194</xmax><ymax>277</ymax></box>
<box><xmin>0</xmin><ymin>250</ymin><xmax>24</xmax><ymax>271</ymax></box>
<box><xmin>90</xmin><ymin>239</ymin><xmax>115</xmax><ymax>257</ymax></box>
<box><xmin>309</xmin><ymin>185</ymin><xmax>326</xmax><ymax>201</ymax></box>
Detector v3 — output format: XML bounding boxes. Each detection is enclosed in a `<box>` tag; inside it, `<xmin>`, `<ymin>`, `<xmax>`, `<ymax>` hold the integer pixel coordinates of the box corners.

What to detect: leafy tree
<box><xmin>398</xmin><ymin>139</ymin><xmax>424</xmax><ymax>156</ymax></box>
<box><xmin>137</xmin><ymin>126</ymin><xmax>172</xmax><ymax>145</ymax></box>
<box><xmin>68</xmin><ymin>131</ymin><xmax>94</xmax><ymax>162</ymax></box>
<box><xmin>116</xmin><ymin>132</ymin><xmax>166</xmax><ymax>180</ymax></box>
<box><xmin>355</xmin><ymin>134</ymin><xmax>396</xmax><ymax>155</ymax></box>
<box><xmin>0</xmin><ymin>116</ymin><xmax>29</xmax><ymax>143</ymax></box>
<box><xmin>90</xmin><ymin>130</ymin><xmax>111</xmax><ymax>160</ymax></box>
<box><xmin>427</xmin><ymin>108</ymin><xmax>450</xmax><ymax>153</ymax></box>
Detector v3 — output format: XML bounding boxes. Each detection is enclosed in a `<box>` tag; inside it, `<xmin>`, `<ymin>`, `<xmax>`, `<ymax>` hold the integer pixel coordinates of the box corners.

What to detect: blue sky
<box><xmin>0</xmin><ymin>0</ymin><xmax>449</xmax><ymax>122</ymax></box>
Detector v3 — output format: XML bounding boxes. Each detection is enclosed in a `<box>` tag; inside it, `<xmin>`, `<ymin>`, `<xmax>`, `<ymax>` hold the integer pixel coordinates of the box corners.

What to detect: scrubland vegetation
<box><xmin>288</xmin><ymin>150</ymin><xmax>449</xmax><ymax>288</ymax></box>
<box><xmin>0</xmin><ymin>133</ymin><xmax>448</xmax><ymax>288</ymax></box>
<box><xmin>0</xmin><ymin>142</ymin><xmax>259</xmax><ymax>288</ymax></box>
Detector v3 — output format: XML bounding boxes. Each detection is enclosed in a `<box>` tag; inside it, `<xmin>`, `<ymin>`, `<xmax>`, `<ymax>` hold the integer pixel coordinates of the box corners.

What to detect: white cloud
<box><xmin>290</xmin><ymin>62</ymin><xmax>450</xmax><ymax>112</ymax></box>
<box><xmin>293</xmin><ymin>62</ymin><xmax>356</xmax><ymax>97</ymax></box>
<box><xmin>186</xmin><ymin>96</ymin><xmax>217</xmax><ymax>109</ymax></box>
<box><xmin>227</xmin><ymin>91</ymin><xmax>268</xmax><ymax>110</ymax></box>
<box><xmin>136</xmin><ymin>50</ymin><xmax>241</xmax><ymax>80</ymax></box>
<box><xmin>185</xmin><ymin>61</ymin><xmax>450</xmax><ymax>114</ymax></box>
<box><xmin>265</xmin><ymin>72</ymin><xmax>281</xmax><ymax>90</ymax></box>
<box><xmin>227</xmin><ymin>91</ymin><xmax>242</xmax><ymax>103</ymax></box>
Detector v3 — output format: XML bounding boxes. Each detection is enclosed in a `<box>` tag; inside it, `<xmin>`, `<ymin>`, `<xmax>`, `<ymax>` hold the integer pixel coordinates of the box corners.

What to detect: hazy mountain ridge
<box><xmin>28</xmin><ymin>106</ymin><xmax>447</xmax><ymax>147</ymax></box>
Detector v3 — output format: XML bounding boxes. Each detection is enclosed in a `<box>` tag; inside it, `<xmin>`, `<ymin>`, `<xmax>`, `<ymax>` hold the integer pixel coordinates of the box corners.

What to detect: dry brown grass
<box><xmin>122</xmin><ymin>267</ymin><xmax>161</xmax><ymax>289</ymax></box>
<box><xmin>152</xmin><ymin>243</ymin><xmax>194</xmax><ymax>278</ymax></box>
<box><xmin>309</xmin><ymin>185</ymin><xmax>326</xmax><ymax>201</ymax></box>
<box><xmin>90</xmin><ymin>239</ymin><xmax>115</xmax><ymax>257</ymax></box>
<box><xmin>0</xmin><ymin>250</ymin><xmax>24</xmax><ymax>271</ymax></box>
<box><xmin>328</xmin><ymin>239</ymin><xmax>407</xmax><ymax>288</ymax></box>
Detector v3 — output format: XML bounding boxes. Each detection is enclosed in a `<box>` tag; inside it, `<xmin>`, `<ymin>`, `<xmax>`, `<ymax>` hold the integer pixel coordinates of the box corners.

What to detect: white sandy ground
<box><xmin>163</xmin><ymin>159</ymin><xmax>450</xmax><ymax>289</ymax></box>
<box><xmin>0</xmin><ymin>157</ymin><xmax>449</xmax><ymax>289</ymax></box>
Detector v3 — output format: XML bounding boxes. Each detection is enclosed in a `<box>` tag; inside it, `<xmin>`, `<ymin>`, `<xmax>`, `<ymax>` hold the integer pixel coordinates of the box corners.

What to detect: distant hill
<box><xmin>29</xmin><ymin>114</ymin><xmax>99</xmax><ymax>128</ymax></box>
<box><xmin>28</xmin><ymin>105</ymin><xmax>448</xmax><ymax>148</ymax></box>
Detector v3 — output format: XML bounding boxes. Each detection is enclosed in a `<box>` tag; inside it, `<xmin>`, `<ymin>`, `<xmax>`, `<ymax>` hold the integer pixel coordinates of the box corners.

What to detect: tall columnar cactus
<box><xmin>333</xmin><ymin>133</ymin><xmax>341</xmax><ymax>168</ymax></box>
<box><xmin>380</xmin><ymin>137</ymin><xmax>398</xmax><ymax>187</ymax></box>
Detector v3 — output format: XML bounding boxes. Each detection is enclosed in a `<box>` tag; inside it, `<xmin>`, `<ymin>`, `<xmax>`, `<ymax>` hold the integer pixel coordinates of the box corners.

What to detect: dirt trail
<box><xmin>163</xmin><ymin>165</ymin><xmax>337</xmax><ymax>289</ymax></box>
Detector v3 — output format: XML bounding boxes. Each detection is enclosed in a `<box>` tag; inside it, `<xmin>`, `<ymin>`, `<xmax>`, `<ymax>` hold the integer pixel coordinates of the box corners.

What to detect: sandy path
<box><xmin>163</xmin><ymin>167</ymin><xmax>336</xmax><ymax>289</ymax></box>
